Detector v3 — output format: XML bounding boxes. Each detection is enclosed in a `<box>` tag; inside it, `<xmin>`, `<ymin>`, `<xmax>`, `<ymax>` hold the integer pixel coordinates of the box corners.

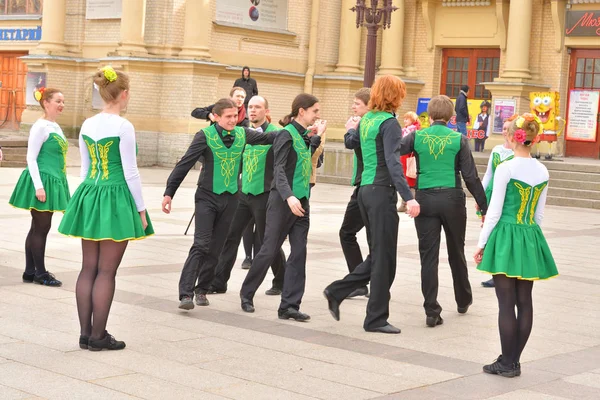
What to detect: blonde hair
<box><xmin>403</xmin><ymin>111</ymin><xmax>418</xmax><ymax>124</ymax></box>
<box><xmin>93</xmin><ymin>68</ymin><xmax>129</xmax><ymax>103</ymax></box>
<box><xmin>508</xmin><ymin>115</ymin><xmax>541</xmax><ymax>146</ymax></box>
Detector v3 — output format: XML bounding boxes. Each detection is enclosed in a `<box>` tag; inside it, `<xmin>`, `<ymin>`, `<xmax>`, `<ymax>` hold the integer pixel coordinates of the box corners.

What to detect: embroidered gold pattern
<box><xmin>215</xmin><ymin>152</ymin><xmax>242</xmax><ymax>187</ymax></box>
<box><xmin>359</xmin><ymin>114</ymin><xmax>389</xmax><ymax>141</ymax></box>
<box><xmin>529</xmin><ymin>183</ymin><xmax>547</xmax><ymax>224</ymax></box>
<box><xmin>291</xmin><ymin>132</ymin><xmax>311</xmax><ymax>188</ymax></box>
<box><xmin>205</xmin><ymin>130</ymin><xmax>224</xmax><ymax>150</ymax></box>
<box><xmin>84</xmin><ymin>140</ymin><xmax>98</xmax><ymax>179</ymax></box>
<box><xmin>514</xmin><ymin>182</ymin><xmax>531</xmax><ymax>224</ymax></box>
<box><xmin>421</xmin><ymin>133</ymin><xmax>454</xmax><ymax>160</ymax></box>
<box><xmin>52</xmin><ymin>135</ymin><xmax>68</xmax><ymax>174</ymax></box>
<box><xmin>244</xmin><ymin>148</ymin><xmax>267</xmax><ymax>183</ymax></box>
<box><xmin>98</xmin><ymin>141</ymin><xmax>114</xmax><ymax>180</ymax></box>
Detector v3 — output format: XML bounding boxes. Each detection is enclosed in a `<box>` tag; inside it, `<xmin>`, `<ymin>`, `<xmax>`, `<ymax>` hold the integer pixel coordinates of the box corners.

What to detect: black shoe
<box><xmin>278</xmin><ymin>307</ymin><xmax>310</xmax><ymax>322</ymax></box>
<box><xmin>241</xmin><ymin>301</ymin><xmax>255</xmax><ymax>313</ymax></box>
<box><xmin>179</xmin><ymin>295</ymin><xmax>194</xmax><ymax>310</ymax></box>
<box><xmin>79</xmin><ymin>335</ymin><xmax>89</xmax><ymax>350</ymax></box>
<box><xmin>88</xmin><ymin>331</ymin><xmax>126</xmax><ymax>351</ymax></box>
<box><xmin>265</xmin><ymin>287</ymin><xmax>282</xmax><ymax>296</ymax></box>
<box><xmin>195</xmin><ymin>293</ymin><xmax>210</xmax><ymax>306</ymax></box>
<box><xmin>323</xmin><ymin>289</ymin><xmax>340</xmax><ymax>321</ymax></box>
<box><xmin>426</xmin><ymin>315</ymin><xmax>444</xmax><ymax>327</ymax></box>
<box><xmin>346</xmin><ymin>287</ymin><xmax>368</xmax><ymax>298</ymax></box>
<box><xmin>33</xmin><ymin>272</ymin><xmax>62</xmax><ymax>287</ymax></box>
<box><xmin>365</xmin><ymin>324</ymin><xmax>401</xmax><ymax>334</ymax></box>
<box><xmin>481</xmin><ymin>279</ymin><xmax>495</xmax><ymax>288</ymax></box>
<box><xmin>457</xmin><ymin>302</ymin><xmax>472</xmax><ymax>314</ymax></box>
<box><xmin>241</xmin><ymin>257</ymin><xmax>252</xmax><ymax>270</ymax></box>
<box><xmin>207</xmin><ymin>285</ymin><xmax>227</xmax><ymax>294</ymax></box>
<box><xmin>483</xmin><ymin>355</ymin><xmax>518</xmax><ymax>377</ymax></box>
<box><xmin>22</xmin><ymin>272</ymin><xmax>35</xmax><ymax>283</ymax></box>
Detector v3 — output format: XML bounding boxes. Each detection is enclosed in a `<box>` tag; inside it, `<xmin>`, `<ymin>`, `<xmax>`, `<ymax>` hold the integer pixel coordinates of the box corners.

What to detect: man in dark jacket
<box><xmin>234</xmin><ymin>66</ymin><xmax>258</xmax><ymax>108</ymax></box>
<box><xmin>455</xmin><ymin>85</ymin><xmax>470</xmax><ymax>137</ymax></box>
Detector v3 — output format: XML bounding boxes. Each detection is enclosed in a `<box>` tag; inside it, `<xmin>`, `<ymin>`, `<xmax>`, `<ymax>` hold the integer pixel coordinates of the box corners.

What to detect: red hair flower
<box><xmin>514</xmin><ymin>128</ymin><xmax>527</xmax><ymax>144</ymax></box>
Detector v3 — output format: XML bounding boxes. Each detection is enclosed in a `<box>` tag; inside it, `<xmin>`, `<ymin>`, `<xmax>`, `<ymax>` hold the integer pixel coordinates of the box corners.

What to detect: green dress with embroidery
<box><xmin>9</xmin><ymin>132</ymin><xmax>70</xmax><ymax>212</ymax></box>
<box><xmin>477</xmin><ymin>178</ymin><xmax>558</xmax><ymax>280</ymax></box>
<box><xmin>58</xmin><ymin>135</ymin><xmax>154</xmax><ymax>241</ymax></box>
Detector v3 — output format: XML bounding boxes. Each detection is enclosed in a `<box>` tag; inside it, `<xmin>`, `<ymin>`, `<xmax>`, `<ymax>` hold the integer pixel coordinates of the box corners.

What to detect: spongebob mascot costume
<box><xmin>529</xmin><ymin>92</ymin><xmax>564</xmax><ymax>160</ymax></box>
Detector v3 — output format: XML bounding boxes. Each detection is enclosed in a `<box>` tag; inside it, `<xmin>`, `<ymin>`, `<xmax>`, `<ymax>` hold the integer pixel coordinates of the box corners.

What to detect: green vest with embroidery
<box><xmin>501</xmin><ymin>179</ymin><xmax>548</xmax><ymax>226</ymax></box>
<box><xmin>204</xmin><ymin>124</ymin><xmax>246</xmax><ymax>194</ymax></box>
<box><xmin>285</xmin><ymin>123</ymin><xmax>311</xmax><ymax>199</ymax></box>
<box><xmin>35</xmin><ymin>132</ymin><xmax>69</xmax><ymax>180</ymax></box>
<box><xmin>81</xmin><ymin>135</ymin><xmax>125</xmax><ymax>185</ymax></box>
<box><xmin>242</xmin><ymin>123</ymin><xmax>278</xmax><ymax>195</ymax></box>
<box><xmin>413</xmin><ymin>124</ymin><xmax>463</xmax><ymax>189</ymax></box>
<box><xmin>359</xmin><ymin>111</ymin><xmax>395</xmax><ymax>186</ymax></box>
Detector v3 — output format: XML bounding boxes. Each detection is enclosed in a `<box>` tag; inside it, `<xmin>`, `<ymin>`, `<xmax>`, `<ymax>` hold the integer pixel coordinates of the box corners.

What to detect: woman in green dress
<box><xmin>474</xmin><ymin>113</ymin><xmax>558</xmax><ymax>378</ymax></box>
<box><xmin>59</xmin><ymin>67</ymin><xmax>153</xmax><ymax>351</ymax></box>
<box><xmin>9</xmin><ymin>87</ymin><xmax>69</xmax><ymax>287</ymax></box>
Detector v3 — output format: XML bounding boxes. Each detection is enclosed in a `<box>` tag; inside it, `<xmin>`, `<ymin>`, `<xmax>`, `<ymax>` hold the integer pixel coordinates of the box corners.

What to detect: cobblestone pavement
<box><xmin>1</xmin><ymin>167</ymin><xmax>599</xmax><ymax>399</ymax></box>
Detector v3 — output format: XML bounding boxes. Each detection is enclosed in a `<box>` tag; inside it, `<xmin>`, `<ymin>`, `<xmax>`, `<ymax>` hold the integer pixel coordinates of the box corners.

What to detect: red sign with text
<box><xmin>565</xmin><ymin>11</ymin><xmax>600</xmax><ymax>37</ymax></box>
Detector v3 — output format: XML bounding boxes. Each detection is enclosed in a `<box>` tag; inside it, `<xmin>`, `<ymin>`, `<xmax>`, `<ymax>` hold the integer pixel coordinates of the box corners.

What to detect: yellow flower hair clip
<box><xmin>515</xmin><ymin>116</ymin><xmax>525</xmax><ymax>129</ymax></box>
<box><xmin>34</xmin><ymin>87</ymin><xmax>46</xmax><ymax>102</ymax></box>
<box><xmin>101</xmin><ymin>66</ymin><xmax>118</xmax><ymax>83</ymax></box>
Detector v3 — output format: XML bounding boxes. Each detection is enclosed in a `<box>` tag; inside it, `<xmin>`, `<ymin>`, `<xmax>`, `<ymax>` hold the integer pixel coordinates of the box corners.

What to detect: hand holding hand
<box><xmin>406</xmin><ymin>199</ymin><xmax>420</xmax><ymax>218</ymax></box>
<box><xmin>286</xmin><ymin>196</ymin><xmax>305</xmax><ymax>217</ymax></box>
<box><xmin>315</xmin><ymin>119</ymin><xmax>327</xmax><ymax>136</ymax></box>
<box><xmin>35</xmin><ymin>188</ymin><xmax>46</xmax><ymax>203</ymax></box>
<box><xmin>209</xmin><ymin>113</ymin><xmax>216</xmax><ymax>122</ymax></box>
<box><xmin>162</xmin><ymin>196</ymin><xmax>172</xmax><ymax>214</ymax></box>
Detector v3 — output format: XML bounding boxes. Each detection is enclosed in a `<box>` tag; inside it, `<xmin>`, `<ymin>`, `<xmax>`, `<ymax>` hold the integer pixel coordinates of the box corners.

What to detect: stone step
<box><xmin>0</xmin><ymin>139</ymin><xmax>28</xmax><ymax>147</ymax></box>
<box><xmin>546</xmin><ymin>196</ymin><xmax>600</xmax><ymax>210</ymax></box>
<box><xmin>0</xmin><ymin>147</ymin><xmax>27</xmax><ymax>162</ymax></box>
<box><xmin>0</xmin><ymin>160</ymin><xmax>27</xmax><ymax>168</ymax></box>
<box><xmin>547</xmin><ymin>170</ymin><xmax>600</xmax><ymax>183</ymax></box>
<box><xmin>548</xmin><ymin>187</ymin><xmax>600</xmax><ymax>201</ymax></box>
<box><xmin>550</xmin><ymin>179</ymin><xmax>600</xmax><ymax>191</ymax></box>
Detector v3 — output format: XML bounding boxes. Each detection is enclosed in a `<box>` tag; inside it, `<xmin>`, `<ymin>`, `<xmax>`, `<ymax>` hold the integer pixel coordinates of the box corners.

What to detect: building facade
<box><xmin>0</xmin><ymin>0</ymin><xmax>599</xmax><ymax>165</ymax></box>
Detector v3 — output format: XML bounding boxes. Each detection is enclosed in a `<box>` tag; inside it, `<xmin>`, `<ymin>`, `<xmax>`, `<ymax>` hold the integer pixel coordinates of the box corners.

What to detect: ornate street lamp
<box><xmin>351</xmin><ymin>0</ymin><xmax>397</xmax><ymax>87</ymax></box>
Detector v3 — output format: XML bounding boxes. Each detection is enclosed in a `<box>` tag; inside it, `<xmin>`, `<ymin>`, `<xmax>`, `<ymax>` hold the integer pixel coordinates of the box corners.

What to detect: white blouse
<box><xmin>78</xmin><ymin>113</ymin><xmax>146</xmax><ymax>212</ymax></box>
<box><xmin>477</xmin><ymin>157</ymin><xmax>549</xmax><ymax>249</ymax></box>
<box><xmin>481</xmin><ymin>144</ymin><xmax>514</xmax><ymax>190</ymax></box>
<box><xmin>26</xmin><ymin>119</ymin><xmax>66</xmax><ymax>190</ymax></box>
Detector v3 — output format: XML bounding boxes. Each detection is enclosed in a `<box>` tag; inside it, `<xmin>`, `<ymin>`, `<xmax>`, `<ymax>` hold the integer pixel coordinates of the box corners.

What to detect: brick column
<box><xmin>32</xmin><ymin>0</ymin><xmax>67</xmax><ymax>54</ymax></box>
<box><xmin>179</xmin><ymin>0</ymin><xmax>211</xmax><ymax>59</ymax></box>
<box><xmin>335</xmin><ymin>0</ymin><xmax>361</xmax><ymax>74</ymax></box>
<box><xmin>501</xmin><ymin>0</ymin><xmax>533</xmax><ymax>80</ymax></box>
<box><xmin>116</xmin><ymin>0</ymin><xmax>148</xmax><ymax>56</ymax></box>
<box><xmin>378</xmin><ymin>0</ymin><xmax>405</xmax><ymax>76</ymax></box>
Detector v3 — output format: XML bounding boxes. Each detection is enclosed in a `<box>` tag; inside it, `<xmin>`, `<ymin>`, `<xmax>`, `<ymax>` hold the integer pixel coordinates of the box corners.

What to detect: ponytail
<box><xmin>280</xmin><ymin>93</ymin><xmax>319</xmax><ymax>127</ymax></box>
<box><xmin>279</xmin><ymin>113</ymin><xmax>293</xmax><ymax>126</ymax></box>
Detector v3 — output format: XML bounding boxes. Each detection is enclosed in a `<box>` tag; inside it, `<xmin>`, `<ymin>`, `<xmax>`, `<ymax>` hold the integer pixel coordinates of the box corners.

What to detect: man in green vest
<box><xmin>240</xmin><ymin>94</ymin><xmax>326</xmax><ymax>321</ymax></box>
<box><xmin>207</xmin><ymin>96</ymin><xmax>286</xmax><ymax>295</ymax></box>
<box><xmin>162</xmin><ymin>98</ymin><xmax>276</xmax><ymax>310</ymax></box>
<box><xmin>399</xmin><ymin>95</ymin><xmax>488</xmax><ymax>328</ymax></box>
<box><xmin>324</xmin><ymin>76</ymin><xmax>420</xmax><ymax>334</ymax></box>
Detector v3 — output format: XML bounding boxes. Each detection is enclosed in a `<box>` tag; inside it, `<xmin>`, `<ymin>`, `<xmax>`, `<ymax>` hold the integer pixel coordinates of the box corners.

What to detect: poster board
<box><xmin>216</xmin><ymin>0</ymin><xmax>288</xmax><ymax>31</ymax></box>
<box><xmin>492</xmin><ymin>99</ymin><xmax>516</xmax><ymax>134</ymax></box>
<box><xmin>86</xmin><ymin>0</ymin><xmax>122</xmax><ymax>20</ymax></box>
<box><xmin>566</xmin><ymin>90</ymin><xmax>599</xmax><ymax>142</ymax></box>
<box><xmin>25</xmin><ymin>72</ymin><xmax>46</xmax><ymax>106</ymax></box>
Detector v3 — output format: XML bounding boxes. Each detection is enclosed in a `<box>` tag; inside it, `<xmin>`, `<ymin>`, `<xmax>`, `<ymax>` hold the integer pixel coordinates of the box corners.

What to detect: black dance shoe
<box><xmin>278</xmin><ymin>308</ymin><xmax>310</xmax><ymax>322</ymax></box>
<box><xmin>426</xmin><ymin>315</ymin><xmax>444</xmax><ymax>327</ymax></box>
<box><xmin>22</xmin><ymin>272</ymin><xmax>35</xmax><ymax>283</ymax></box>
<box><xmin>79</xmin><ymin>335</ymin><xmax>89</xmax><ymax>350</ymax></box>
<box><xmin>365</xmin><ymin>324</ymin><xmax>401</xmax><ymax>334</ymax></box>
<box><xmin>88</xmin><ymin>332</ymin><xmax>126</xmax><ymax>351</ymax></box>
<box><xmin>241</xmin><ymin>257</ymin><xmax>252</xmax><ymax>270</ymax></box>
<box><xmin>323</xmin><ymin>289</ymin><xmax>340</xmax><ymax>321</ymax></box>
<box><xmin>483</xmin><ymin>355</ymin><xmax>518</xmax><ymax>377</ymax></box>
<box><xmin>33</xmin><ymin>272</ymin><xmax>62</xmax><ymax>287</ymax></box>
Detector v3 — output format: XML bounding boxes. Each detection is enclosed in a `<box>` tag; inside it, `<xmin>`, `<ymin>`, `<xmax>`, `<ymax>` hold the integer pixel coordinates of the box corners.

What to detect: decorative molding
<box><xmin>422</xmin><ymin>0</ymin><xmax>437</xmax><ymax>51</ymax></box>
<box><xmin>568</xmin><ymin>0</ymin><xmax>600</xmax><ymax>4</ymax></box>
<box><xmin>496</xmin><ymin>0</ymin><xmax>510</xmax><ymax>51</ymax></box>
<box><xmin>552</xmin><ymin>0</ymin><xmax>567</xmax><ymax>52</ymax></box>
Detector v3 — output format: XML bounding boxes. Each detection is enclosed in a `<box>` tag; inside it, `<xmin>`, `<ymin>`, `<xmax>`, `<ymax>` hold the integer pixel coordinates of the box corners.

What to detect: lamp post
<box><xmin>351</xmin><ymin>0</ymin><xmax>397</xmax><ymax>87</ymax></box>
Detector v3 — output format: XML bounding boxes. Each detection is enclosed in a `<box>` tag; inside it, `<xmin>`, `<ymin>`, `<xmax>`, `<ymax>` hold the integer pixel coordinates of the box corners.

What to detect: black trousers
<box><xmin>414</xmin><ymin>188</ymin><xmax>472</xmax><ymax>317</ymax></box>
<box><xmin>211</xmin><ymin>192</ymin><xmax>285</xmax><ymax>291</ymax></box>
<box><xmin>325</xmin><ymin>185</ymin><xmax>399</xmax><ymax>330</ymax></box>
<box><xmin>240</xmin><ymin>189</ymin><xmax>310</xmax><ymax>311</ymax></box>
<box><xmin>339</xmin><ymin>186</ymin><xmax>364</xmax><ymax>272</ymax></box>
<box><xmin>178</xmin><ymin>189</ymin><xmax>238</xmax><ymax>299</ymax></box>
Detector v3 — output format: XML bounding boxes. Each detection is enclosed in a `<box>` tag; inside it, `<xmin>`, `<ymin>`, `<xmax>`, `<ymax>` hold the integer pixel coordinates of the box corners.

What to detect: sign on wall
<box><xmin>25</xmin><ymin>72</ymin><xmax>47</xmax><ymax>106</ymax></box>
<box><xmin>216</xmin><ymin>0</ymin><xmax>288</xmax><ymax>31</ymax></box>
<box><xmin>0</xmin><ymin>27</ymin><xmax>41</xmax><ymax>41</ymax></box>
<box><xmin>492</xmin><ymin>99</ymin><xmax>516</xmax><ymax>134</ymax></box>
<box><xmin>86</xmin><ymin>0</ymin><xmax>123</xmax><ymax>20</ymax></box>
<box><xmin>566</xmin><ymin>90</ymin><xmax>599</xmax><ymax>142</ymax></box>
<box><xmin>565</xmin><ymin>11</ymin><xmax>600</xmax><ymax>37</ymax></box>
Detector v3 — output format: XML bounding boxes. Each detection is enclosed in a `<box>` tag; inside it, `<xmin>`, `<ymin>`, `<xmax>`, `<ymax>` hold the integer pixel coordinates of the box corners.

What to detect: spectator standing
<box><xmin>234</xmin><ymin>66</ymin><xmax>258</xmax><ymax>108</ymax></box>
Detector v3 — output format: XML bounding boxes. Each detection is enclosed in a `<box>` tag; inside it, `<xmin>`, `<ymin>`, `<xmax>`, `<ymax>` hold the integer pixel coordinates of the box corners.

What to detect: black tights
<box><xmin>24</xmin><ymin>210</ymin><xmax>54</xmax><ymax>276</ymax></box>
<box><xmin>76</xmin><ymin>239</ymin><xmax>128</xmax><ymax>340</ymax></box>
<box><xmin>242</xmin><ymin>220</ymin><xmax>256</xmax><ymax>258</ymax></box>
<box><xmin>493</xmin><ymin>274</ymin><xmax>534</xmax><ymax>365</ymax></box>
